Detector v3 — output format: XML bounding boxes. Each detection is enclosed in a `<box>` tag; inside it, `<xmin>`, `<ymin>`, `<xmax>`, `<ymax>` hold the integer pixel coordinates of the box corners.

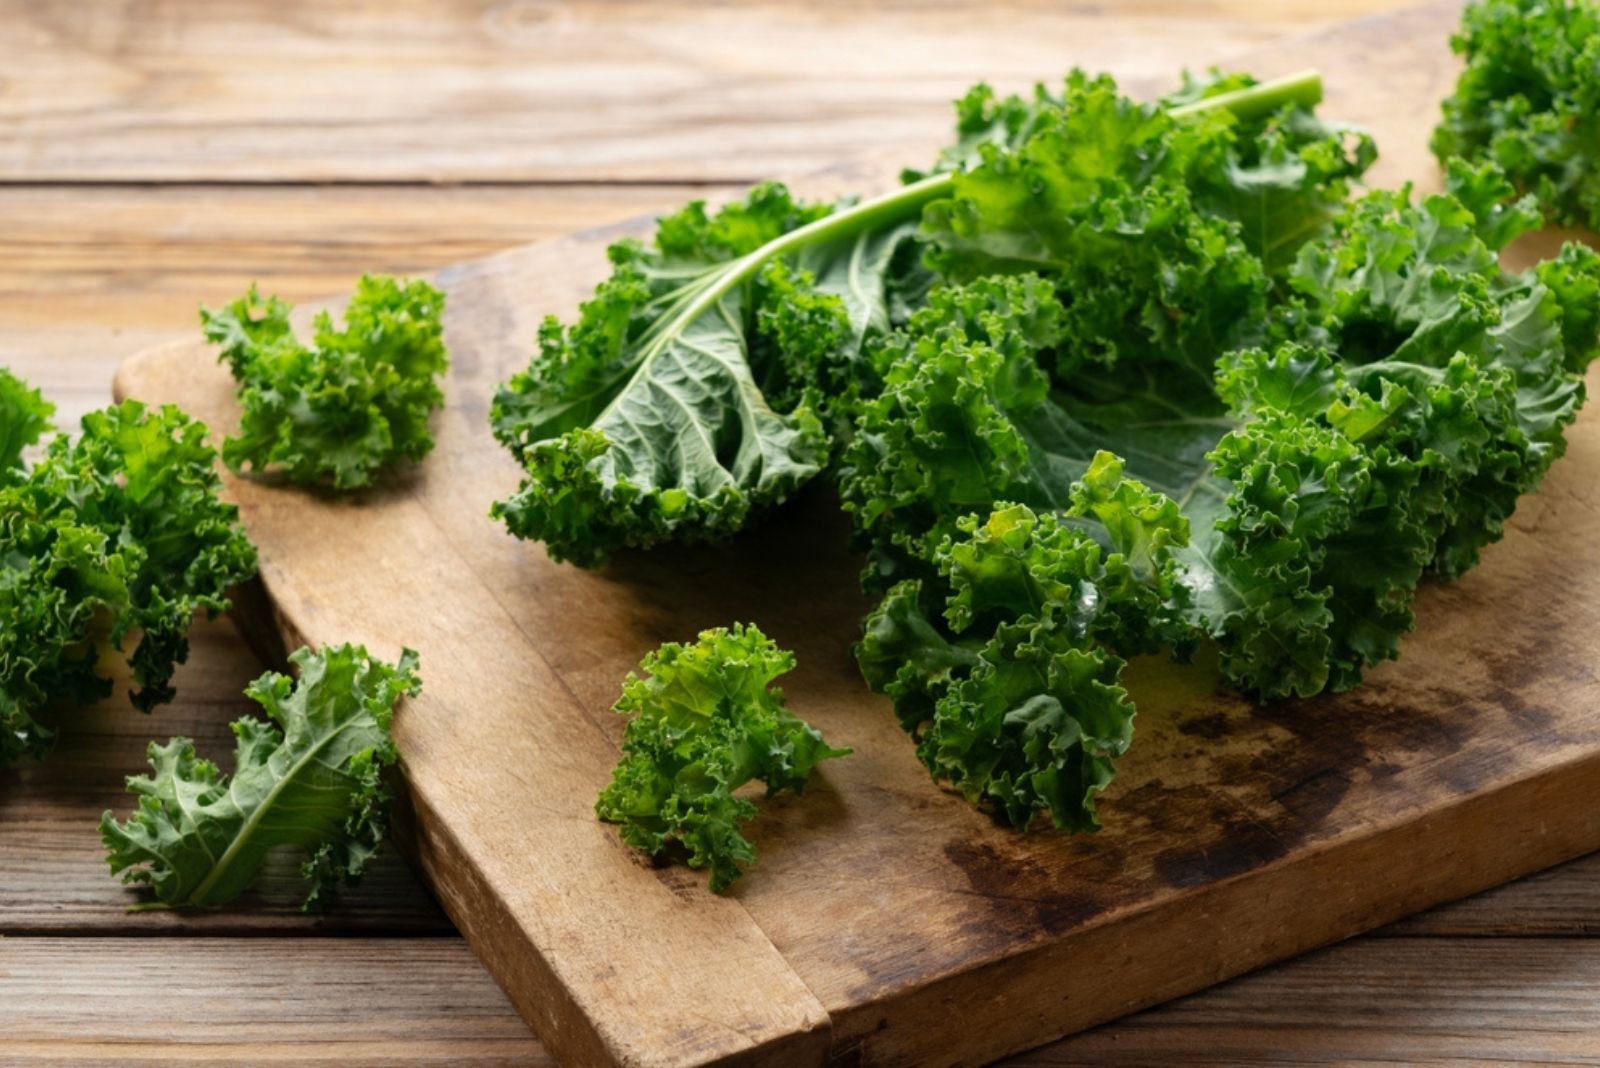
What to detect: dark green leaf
<box><xmin>1431</xmin><ymin>0</ymin><xmax>1600</xmax><ymax>230</ymax></box>
<box><xmin>1</xmin><ymin>394</ymin><xmax>257</xmax><ymax>765</ymax></box>
<box><xmin>595</xmin><ymin>624</ymin><xmax>848</xmax><ymax>891</ymax></box>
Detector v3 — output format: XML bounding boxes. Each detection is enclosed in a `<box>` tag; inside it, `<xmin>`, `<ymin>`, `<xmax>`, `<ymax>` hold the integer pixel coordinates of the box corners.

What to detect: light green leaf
<box><xmin>202</xmin><ymin>275</ymin><xmax>449</xmax><ymax>490</ymax></box>
<box><xmin>100</xmin><ymin>644</ymin><xmax>421</xmax><ymax>911</ymax></box>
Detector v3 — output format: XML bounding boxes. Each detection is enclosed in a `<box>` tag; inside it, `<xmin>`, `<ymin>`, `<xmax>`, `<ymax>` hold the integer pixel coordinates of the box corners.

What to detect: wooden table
<box><xmin>4</xmin><ymin>2</ymin><xmax>1599</xmax><ymax>1063</ymax></box>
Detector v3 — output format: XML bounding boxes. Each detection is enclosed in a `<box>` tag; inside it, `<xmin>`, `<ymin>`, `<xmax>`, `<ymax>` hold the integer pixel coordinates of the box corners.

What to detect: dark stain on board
<box><xmin>1177</xmin><ymin>712</ymin><xmax>1232</xmax><ymax>740</ymax></box>
<box><xmin>942</xmin><ymin>840</ymin><xmax>1109</xmax><ymax>937</ymax></box>
<box><xmin>924</xmin><ymin>612</ymin><xmax>1529</xmax><ymax>960</ymax></box>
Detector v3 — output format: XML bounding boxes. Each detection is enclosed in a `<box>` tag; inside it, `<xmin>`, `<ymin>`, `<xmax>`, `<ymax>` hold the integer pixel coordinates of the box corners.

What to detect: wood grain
<box><xmin>0</xmin><ymin>185</ymin><xmax>719</xmax><ymax>330</ymax></box>
<box><xmin>0</xmin><ymin>185</ymin><xmax>719</xmax><ymax>429</ymax></box>
<box><xmin>110</xmin><ymin>3</ymin><xmax>1600</xmax><ymax>1064</ymax></box>
<box><xmin>0</xmin><ymin>184</ymin><xmax>718</xmax><ymax>448</ymax></box>
<box><xmin>6</xmin><ymin>935</ymin><xmax>1600</xmax><ymax>1067</ymax></box>
<box><xmin>1018</xmin><ymin>937</ymin><xmax>1600</xmax><ymax>1066</ymax></box>
<box><xmin>0</xmin><ymin>938</ymin><xmax>549</xmax><ymax>1066</ymax></box>
<box><xmin>1390</xmin><ymin>852</ymin><xmax>1600</xmax><ymax>937</ymax></box>
<box><xmin>0</xmin><ymin>0</ymin><xmax>1409</xmax><ymax>183</ymax></box>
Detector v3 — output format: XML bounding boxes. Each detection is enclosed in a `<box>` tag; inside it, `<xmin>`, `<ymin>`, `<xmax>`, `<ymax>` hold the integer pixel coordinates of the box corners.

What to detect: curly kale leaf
<box><xmin>838</xmin><ymin>274</ymin><xmax>1068</xmax><ymax>588</ymax></box>
<box><xmin>1125</xmin><ymin>157</ymin><xmax>1597</xmax><ymax>695</ymax></box>
<box><xmin>0</xmin><ymin>367</ymin><xmax>54</xmax><ymax>482</ymax></box>
<box><xmin>1</xmin><ymin>395</ymin><xmax>258</xmax><ymax>765</ymax></box>
<box><xmin>202</xmin><ymin>275</ymin><xmax>449</xmax><ymax>490</ymax></box>
<box><xmin>917</xmin><ymin>71</ymin><xmax>1371</xmax><ymax>401</ymax></box>
<box><xmin>849</xmin><ymin>156</ymin><xmax>1600</xmax><ymax>821</ymax></box>
<box><xmin>101</xmin><ymin>644</ymin><xmax>421</xmax><ymax>911</ymax></box>
<box><xmin>595</xmin><ymin>623</ymin><xmax>849</xmax><ymax>891</ymax></box>
<box><xmin>1166</xmin><ymin>70</ymin><xmax>1377</xmax><ymax>273</ymax></box>
<box><xmin>857</xmin><ymin>456</ymin><xmax>1188</xmax><ymax>832</ymax></box>
<box><xmin>922</xmin><ymin>69</ymin><xmax>1371</xmax><ymax>285</ymax></box>
<box><xmin>916</xmin><ymin>68</ymin><xmax>1371</xmax><ymax>266</ymax></box>
<box><xmin>490</xmin><ymin>183</ymin><xmax>922</xmax><ymax>567</ymax></box>
<box><xmin>1284</xmin><ymin>160</ymin><xmax>1600</xmax><ymax>580</ymax></box>
<box><xmin>907</xmin><ymin>81</ymin><xmax>1065</xmax><ymax>180</ymax></box>
<box><xmin>1431</xmin><ymin>0</ymin><xmax>1600</xmax><ymax>230</ymax></box>
<box><xmin>920</xmin><ymin>73</ymin><xmax>1270</xmax><ymax>392</ymax></box>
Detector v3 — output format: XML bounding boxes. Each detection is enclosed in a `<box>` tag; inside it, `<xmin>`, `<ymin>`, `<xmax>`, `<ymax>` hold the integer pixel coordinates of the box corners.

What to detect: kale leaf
<box><xmin>0</xmin><ymin>379</ymin><xmax>258</xmax><ymax>766</ymax></box>
<box><xmin>596</xmin><ymin>624</ymin><xmax>849</xmax><ymax>890</ymax></box>
<box><xmin>1432</xmin><ymin>0</ymin><xmax>1600</xmax><ymax>230</ymax></box>
<box><xmin>101</xmin><ymin>644</ymin><xmax>421</xmax><ymax>911</ymax></box>
<box><xmin>857</xmin><ymin>458</ymin><xmax>1187</xmax><ymax>831</ymax></box>
<box><xmin>202</xmin><ymin>275</ymin><xmax>449</xmax><ymax>490</ymax></box>
<box><xmin>490</xmin><ymin>183</ymin><xmax>924</xmax><ymax>566</ymax></box>
<box><xmin>846</xmin><ymin>128</ymin><xmax>1600</xmax><ymax>827</ymax></box>
<box><xmin>489</xmin><ymin>72</ymin><xmax>1331</xmax><ymax>569</ymax></box>
<box><xmin>0</xmin><ymin>368</ymin><xmax>54</xmax><ymax>481</ymax></box>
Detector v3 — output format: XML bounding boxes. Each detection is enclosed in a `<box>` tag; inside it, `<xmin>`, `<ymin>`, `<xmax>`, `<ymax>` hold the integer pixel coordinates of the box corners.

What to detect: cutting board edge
<box><xmin>403</xmin><ymin>770</ymin><xmax>835</xmax><ymax>1068</ymax></box>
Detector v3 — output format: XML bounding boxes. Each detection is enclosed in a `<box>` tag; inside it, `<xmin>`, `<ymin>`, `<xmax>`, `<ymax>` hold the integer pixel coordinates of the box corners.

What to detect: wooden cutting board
<box><xmin>114</xmin><ymin>2</ymin><xmax>1600</xmax><ymax>1064</ymax></box>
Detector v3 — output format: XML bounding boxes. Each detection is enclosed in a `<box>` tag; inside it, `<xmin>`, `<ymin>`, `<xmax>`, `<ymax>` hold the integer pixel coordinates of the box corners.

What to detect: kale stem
<box><xmin>631</xmin><ymin>173</ymin><xmax>950</xmax><ymax>370</ymax></box>
<box><xmin>1168</xmin><ymin>68</ymin><xmax>1323</xmax><ymax>121</ymax></box>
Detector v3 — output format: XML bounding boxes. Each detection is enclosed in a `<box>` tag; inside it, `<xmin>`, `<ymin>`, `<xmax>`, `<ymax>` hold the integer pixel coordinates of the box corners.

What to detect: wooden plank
<box><xmin>0</xmin><ymin>185</ymin><xmax>718</xmax><ymax>329</ymax></box>
<box><xmin>1388</xmin><ymin>852</ymin><xmax>1600</xmax><ymax>938</ymax></box>
<box><xmin>114</xmin><ymin>3</ymin><xmax>1600</xmax><ymax>1064</ymax></box>
<box><xmin>0</xmin><ymin>0</ymin><xmax>1408</xmax><ymax>183</ymax></box>
<box><xmin>1020</xmin><ymin>937</ymin><xmax>1600</xmax><ymax>1066</ymax></box>
<box><xmin>0</xmin><ymin>938</ymin><xmax>549</xmax><ymax>1066</ymax></box>
<box><xmin>6</xmin><ymin>935</ymin><xmax>1600</xmax><ymax>1067</ymax></box>
<box><xmin>0</xmin><ymin>185</ymin><xmax>711</xmax><ymax>429</ymax></box>
<box><xmin>0</xmin><ymin>613</ymin><xmax>451</xmax><ymax>935</ymax></box>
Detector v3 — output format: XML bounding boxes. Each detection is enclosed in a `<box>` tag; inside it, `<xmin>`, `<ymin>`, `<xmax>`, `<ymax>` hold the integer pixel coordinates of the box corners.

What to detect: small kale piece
<box><xmin>1</xmin><ymin>389</ymin><xmax>258</xmax><ymax>766</ymax></box>
<box><xmin>202</xmin><ymin>275</ymin><xmax>449</xmax><ymax>490</ymax></box>
<box><xmin>1431</xmin><ymin>0</ymin><xmax>1600</xmax><ymax>230</ymax></box>
<box><xmin>101</xmin><ymin>644</ymin><xmax>421</xmax><ymax>911</ymax></box>
<box><xmin>596</xmin><ymin>624</ymin><xmax>849</xmax><ymax>891</ymax></box>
